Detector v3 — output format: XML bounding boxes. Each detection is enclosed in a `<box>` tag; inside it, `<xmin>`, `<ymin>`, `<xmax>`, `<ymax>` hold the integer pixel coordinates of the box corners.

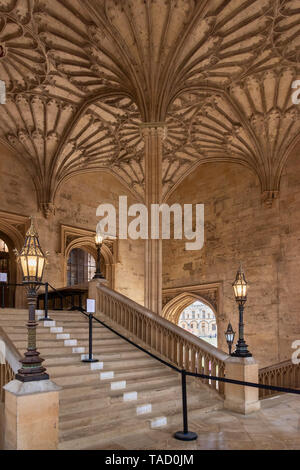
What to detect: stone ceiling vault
<box><xmin>0</xmin><ymin>0</ymin><xmax>299</xmax><ymax>215</ymax></box>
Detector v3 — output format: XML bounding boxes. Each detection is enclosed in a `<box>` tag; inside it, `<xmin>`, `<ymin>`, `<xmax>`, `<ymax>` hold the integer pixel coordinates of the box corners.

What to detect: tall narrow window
<box><xmin>67</xmin><ymin>248</ymin><xmax>96</xmax><ymax>286</ymax></box>
<box><xmin>0</xmin><ymin>239</ymin><xmax>9</xmax><ymax>274</ymax></box>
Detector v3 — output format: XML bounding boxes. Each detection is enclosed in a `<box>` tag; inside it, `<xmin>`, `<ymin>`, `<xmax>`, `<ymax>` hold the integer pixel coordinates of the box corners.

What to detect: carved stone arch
<box><xmin>60</xmin><ymin>225</ymin><xmax>116</xmax><ymax>289</ymax></box>
<box><xmin>0</xmin><ymin>211</ymin><xmax>29</xmax><ymax>307</ymax></box>
<box><xmin>0</xmin><ymin>220</ymin><xmax>26</xmax><ymax>253</ymax></box>
<box><xmin>162</xmin><ymin>292</ymin><xmax>217</xmax><ymax>326</ymax></box>
<box><xmin>64</xmin><ymin>238</ymin><xmax>114</xmax><ymax>289</ymax></box>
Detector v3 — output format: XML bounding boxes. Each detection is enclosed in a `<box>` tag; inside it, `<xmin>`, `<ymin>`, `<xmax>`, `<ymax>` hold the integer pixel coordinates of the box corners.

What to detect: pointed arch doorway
<box><xmin>0</xmin><ymin>233</ymin><xmax>17</xmax><ymax>307</ymax></box>
<box><xmin>178</xmin><ymin>300</ymin><xmax>217</xmax><ymax>347</ymax></box>
<box><xmin>162</xmin><ymin>291</ymin><xmax>219</xmax><ymax>347</ymax></box>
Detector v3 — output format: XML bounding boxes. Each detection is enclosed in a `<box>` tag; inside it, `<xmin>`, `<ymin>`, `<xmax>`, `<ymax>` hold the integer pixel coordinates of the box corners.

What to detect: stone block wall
<box><xmin>0</xmin><ymin>144</ymin><xmax>145</xmax><ymax>306</ymax></box>
<box><xmin>162</xmin><ymin>143</ymin><xmax>300</xmax><ymax>367</ymax></box>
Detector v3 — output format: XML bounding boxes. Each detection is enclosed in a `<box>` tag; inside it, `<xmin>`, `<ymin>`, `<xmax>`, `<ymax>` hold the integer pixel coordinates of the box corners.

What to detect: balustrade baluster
<box><xmin>211</xmin><ymin>362</ymin><xmax>217</xmax><ymax>390</ymax></box>
<box><xmin>190</xmin><ymin>348</ymin><xmax>196</xmax><ymax>373</ymax></box>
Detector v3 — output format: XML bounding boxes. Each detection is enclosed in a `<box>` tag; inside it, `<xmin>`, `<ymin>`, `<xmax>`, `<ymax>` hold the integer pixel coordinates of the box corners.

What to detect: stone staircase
<box><xmin>0</xmin><ymin>308</ymin><xmax>224</xmax><ymax>450</ymax></box>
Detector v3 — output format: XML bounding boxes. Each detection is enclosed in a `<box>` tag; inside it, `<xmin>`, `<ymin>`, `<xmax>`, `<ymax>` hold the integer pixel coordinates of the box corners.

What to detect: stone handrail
<box><xmin>259</xmin><ymin>359</ymin><xmax>300</xmax><ymax>399</ymax></box>
<box><xmin>95</xmin><ymin>283</ymin><xmax>229</xmax><ymax>396</ymax></box>
<box><xmin>0</xmin><ymin>327</ymin><xmax>20</xmax><ymax>402</ymax></box>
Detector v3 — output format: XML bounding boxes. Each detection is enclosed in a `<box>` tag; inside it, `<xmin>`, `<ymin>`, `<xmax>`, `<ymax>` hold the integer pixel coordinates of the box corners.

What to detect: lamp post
<box><xmin>93</xmin><ymin>231</ymin><xmax>104</xmax><ymax>279</ymax></box>
<box><xmin>15</xmin><ymin>218</ymin><xmax>49</xmax><ymax>382</ymax></box>
<box><xmin>231</xmin><ymin>264</ymin><xmax>252</xmax><ymax>358</ymax></box>
<box><xmin>225</xmin><ymin>323</ymin><xmax>235</xmax><ymax>355</ymax></box>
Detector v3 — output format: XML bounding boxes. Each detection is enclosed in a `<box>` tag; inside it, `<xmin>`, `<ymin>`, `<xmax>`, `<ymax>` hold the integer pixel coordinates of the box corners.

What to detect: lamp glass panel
<box><xmin>227</xmin><ymin>333</ymin><xmax>234</xmax><ymax>342</ymax></box>
<box><xmin>37</xmin><ymin>257</ymin><xmax>45</xmax><ymax>279</ymax></box>
<box><xmin>20</xmin><ymin>256</ymin><xmax>28</xmax><ymax>278</ymax></box>
<box><xmin>95</xmin><ymin>233</ymin><xmax>103</xmax><ymax>245</ymax></box>
<box><xmin>234</xmin><ymin>280</ymin><xmax>247</xmax><ymax>299</ymax></box>
<box><xmin>27</xmin><ymin>256</ymin><xmax>38</xmax><ymax>278</ymax></box>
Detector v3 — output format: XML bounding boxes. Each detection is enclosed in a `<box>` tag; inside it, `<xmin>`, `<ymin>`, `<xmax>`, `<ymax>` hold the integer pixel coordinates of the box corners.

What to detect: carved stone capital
<box><xmin>139</xmin><ymin>122</ymin><xmax>168</xmax><ymax>141</ymax></box>
<box><xmin>41</xmin><ymin>203</ymin><xmax>56</xmax><ymax>219</ymax></box>
<box><xmin>261</xmin><ymin>190</ymin><xmax>279</xmax><ymax>208</ymax></box>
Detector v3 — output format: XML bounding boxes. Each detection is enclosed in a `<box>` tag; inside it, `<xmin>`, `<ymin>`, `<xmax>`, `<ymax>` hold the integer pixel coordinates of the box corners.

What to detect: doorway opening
<box><xmin>0</xmin><ymin>235</ymin><xmax>17</xmax><ymax>307</ymax></box>
<box><xmin>178</xmin><ymin>300</ymin><xmax>217</xmax><ymax>347</ymax></box>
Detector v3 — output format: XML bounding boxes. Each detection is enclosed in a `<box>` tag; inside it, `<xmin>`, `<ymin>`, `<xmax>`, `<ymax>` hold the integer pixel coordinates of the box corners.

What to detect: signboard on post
<box><xmin>86</xmin><ymin>299</ymin><xmax>96</xmax><ymax>314</ymax></box>
<box><xmin>0</xmin><ymin>273</ymin><xmax>8</xmax><ymax>283</ymax></box>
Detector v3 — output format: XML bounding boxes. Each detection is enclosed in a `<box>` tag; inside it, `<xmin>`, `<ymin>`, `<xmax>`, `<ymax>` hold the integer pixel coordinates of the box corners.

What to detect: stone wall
<box><xmin>0</xmin><ymin>144</ymin><xmax>145</xmax><ymax>305</ymax></box>
<box><xmin>163</xmin><ymin>143</ymin><xmax>300</xmax><ymax>368</ymax></box>
<box><xmin>2</xmin><ymin>138</ymin><xmax>300</xmax><ymax>368</ymax></box>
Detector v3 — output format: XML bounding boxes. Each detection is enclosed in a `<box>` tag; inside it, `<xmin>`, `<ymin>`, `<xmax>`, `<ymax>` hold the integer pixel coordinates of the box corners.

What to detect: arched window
<box><xmin>67</xmin><ymin>248</ymin><xmax>96</xmax><ymax>286</ymax></box>
<box><xmin>0</xmin><ymin>240</ymin><xmax>8</xmax><ymax>253</ymax></box>
<box><xmin>178</xmin><ymin>300</ymin><xmax>217</xmax><ymax>347</ymax></box>
<box><xmin>0</xmin><ymin>238</ymin><xmax>9</xmax><ymax>275</ymax></box>
<box><xmin>0</xmin><ymin>236</ymin><xmax>16</xmax><ymax>308</ymax></box>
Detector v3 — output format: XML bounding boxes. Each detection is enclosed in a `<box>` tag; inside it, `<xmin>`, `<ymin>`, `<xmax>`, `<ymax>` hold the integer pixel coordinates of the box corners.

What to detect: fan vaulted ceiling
<box><xmin>0</xmin><ymin>0</ymin><xmax>300</xmax><ymax>215</ymax></box>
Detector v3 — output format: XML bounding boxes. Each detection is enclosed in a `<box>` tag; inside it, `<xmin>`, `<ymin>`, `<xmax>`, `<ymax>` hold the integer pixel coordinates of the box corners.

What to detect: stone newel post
<box><xmin>4</xmin><ymin>379</ymin><xmax>61</xmax><ymax>450</ymax></box>
<box><xmin>224</xmin><ymin>356</ymin><xmax>261</xmax><ymax>414</ymax></box>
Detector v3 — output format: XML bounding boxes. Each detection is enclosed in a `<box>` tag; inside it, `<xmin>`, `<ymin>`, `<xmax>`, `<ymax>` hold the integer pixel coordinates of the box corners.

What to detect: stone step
<box><xmin>46</xmin><ymin>343</ymin><xmax>138</xmax><ymax>359</ymax></box>
<box><xmin>14</xmin><ymin>333</ymin><xmax>127</xmax><ymax>348</ymax></box>
<box><xmin>19</xmin><ymin>339</ymin><xmax>135</xmax><ymax>355</ymax></box>
<box><xmin>59</xmin><ymin>390</ymin><xmax>214</xmax><ymax>431</ymax></box>
<box><xmin>6</xmin><ymin>329</ymin><xmax>114</xmax><ymax>340</ymax></box>
<box><xmin>46</xmin><ymin>354</ymin><xmax>163</xmax><ymax>376</ymax></box>
<box><xmin>59</xmin><ymin>379</ymin><xmax>182</xmax><ymax>411</ymax></box>
<box><xmin>60</xmin><ymin>397</ymin><xmax>214</xmax><ymax>436</ymax></box>
<box><xmin>58</xmin><ymin>366</ymin><xmax>175</xmax><ymax>400</ymax></box>
<box><xmin>52</xmin><ymin>368</ymin><xmax>178</xmax><ymax>388</ymax></box>
<box><xmin>58</xmin><ymin>397</ymin><xmax>222</xmax><ymax>450</ymax></box>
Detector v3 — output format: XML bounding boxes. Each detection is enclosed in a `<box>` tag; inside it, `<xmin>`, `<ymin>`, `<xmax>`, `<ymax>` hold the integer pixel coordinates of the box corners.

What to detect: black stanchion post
<box><xmin>45</xmin><ymin>282</ymin><xmax>48</xmax><ymax>319</ymax></box>
<box><xmin>1</xmin><ymin>283</ymin><xmax>5</xmax><ymax>309</ymax></box>
<box><xmin>82</xmin><ymin>313</ymin><xmax>99</xmax><ymax>363</ymax></box>
<box><xmin>39</xmin><ymin>282</ymin><xmax>53</xmax><ymax>321</ymax></box>
<box><xmin>174</xmin><ymin>370</ymin><xmax>198</xmax><ymax>441</ymax></box>
<box><xmin>70</xmin><ymin>294</ymin><xmax>75</xmax><ymax>311</ymax></box>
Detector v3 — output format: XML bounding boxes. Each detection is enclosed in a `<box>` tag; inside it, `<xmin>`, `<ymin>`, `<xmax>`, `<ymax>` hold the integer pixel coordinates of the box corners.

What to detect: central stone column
<box><xmin>141</xmin><ymin>123</ymin><xmax>166</xmax><ymax>315</ymax></box>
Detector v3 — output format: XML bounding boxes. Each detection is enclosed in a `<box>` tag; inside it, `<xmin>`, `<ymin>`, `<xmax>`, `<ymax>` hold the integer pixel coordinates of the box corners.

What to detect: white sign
<box><xmin>0</xmin><ymin>340</ymin><xmax>5</xmax><ymax>365</ymax></box>
<box><xmin>86</xmin><ymin>299</ymin><xmax>96</xmax><ymax>313</ymax></box>
<box><xmin>0</xmin><ymin>80</ymin><xmax>6</xmax><ymax>104</ymax></box>
<box><xmin>0</xmin><ymin>273</ymin><xmax>8</xmax><ymax>283</ymax></box>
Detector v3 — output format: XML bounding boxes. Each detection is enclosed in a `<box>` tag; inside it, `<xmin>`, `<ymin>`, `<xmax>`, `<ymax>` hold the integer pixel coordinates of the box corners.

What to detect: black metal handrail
<box><xmin>0</xmin><ymin>282</ymin><xmax>24</xmax><ymax>309</ymax></box>
<box><xmin>73</xmin><ymin>304</ymin><xmax>300</xmax><ymax>441</ymax></box>
<box><xmin>37</xmin><ymin>283</ymin><xmax>87</xmax><ymax>314</ymax></box>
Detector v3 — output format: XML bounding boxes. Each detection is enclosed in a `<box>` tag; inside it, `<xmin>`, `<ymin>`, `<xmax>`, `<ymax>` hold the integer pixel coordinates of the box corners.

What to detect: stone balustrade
<box><xmin>94</xmin><ymin>283</ymin><xmax>229</xmax><ymax>397</ymax></box>
<box><xmin>259</xmin><ymin>360</ymin><xmax>300</xmax><ymax>399</ymax></box>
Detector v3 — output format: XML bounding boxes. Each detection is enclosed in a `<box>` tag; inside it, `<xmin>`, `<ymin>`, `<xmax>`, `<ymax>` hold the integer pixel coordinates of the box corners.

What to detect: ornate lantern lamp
<box><xmin>233</xmin><ymin>265</ymin><xmax>248</xmax><ymax>304</ymax></box>
<box><xmin>93</xmin><ymin>231</ymin><xmax>105</xmax><ymax>279</ymax></box>
<box><xmin>15</xmin><ymin>218</ymin><xmax>49</xmax><ymax>382</ymax></box>
<box><xmin>225</xmin><ymin>323</ymin><xmax>235</xmax><ymax>355</ymax></box>
<box><xmin>231</xmin><ymin>264</ymin><xmax>252</xmax><ymax>357</ymax></box>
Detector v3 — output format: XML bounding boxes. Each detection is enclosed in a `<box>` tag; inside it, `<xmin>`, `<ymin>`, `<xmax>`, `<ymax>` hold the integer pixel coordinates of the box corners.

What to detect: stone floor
<box><xmin>99</xmin><ymin>394</ymin><xmax>300</xmax><ymax>450</ymax></box>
